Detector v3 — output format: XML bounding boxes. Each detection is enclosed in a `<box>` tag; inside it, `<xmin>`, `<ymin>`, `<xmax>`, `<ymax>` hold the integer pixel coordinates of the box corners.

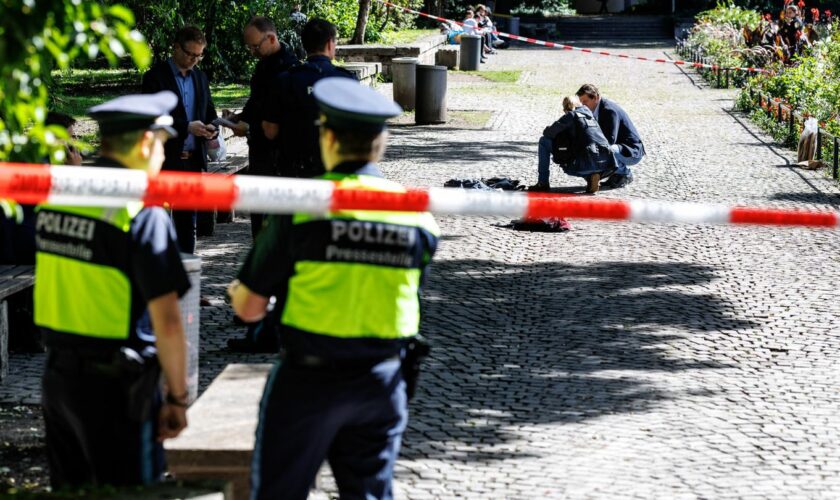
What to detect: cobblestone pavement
<box><xmin>4</xmin><ymin>43</ymin><xmax>840</xmax><ymax>498</ymax></box>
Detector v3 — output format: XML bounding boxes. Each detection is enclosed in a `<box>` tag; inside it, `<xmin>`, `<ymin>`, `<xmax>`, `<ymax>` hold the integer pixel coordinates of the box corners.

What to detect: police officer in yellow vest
<box><xmin>229</xmin><ymin>78</ymin><xmax>440</xmax><ymax>499</ymax></box>
<box><xmin>35</xmin><ymin>92</ymin><xmax>192</xmax><ymax>488</ymax></box>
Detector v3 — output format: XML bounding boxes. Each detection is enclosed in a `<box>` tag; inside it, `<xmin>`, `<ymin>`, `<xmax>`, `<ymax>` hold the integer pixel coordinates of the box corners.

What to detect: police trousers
<box><xmin>41</xmin><ymin>350</ymin><xmax>164</xmax><ymax>489</ymax></box>
<box><xmin>250</xmin><ymin>358</ymin><xmax>407</xmax><ymax>500</ymax></box>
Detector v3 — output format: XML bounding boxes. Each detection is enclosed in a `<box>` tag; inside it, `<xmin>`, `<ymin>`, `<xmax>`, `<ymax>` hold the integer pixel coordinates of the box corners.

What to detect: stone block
<box><xmin>166</xmin><ymin>363</ymin><xmax>272</xmax><ymax>500</ymax></box>
<box><xmin>435</xmin><ymin>47</ymin><xmax>460</xmax><ymax>69</ymax></box>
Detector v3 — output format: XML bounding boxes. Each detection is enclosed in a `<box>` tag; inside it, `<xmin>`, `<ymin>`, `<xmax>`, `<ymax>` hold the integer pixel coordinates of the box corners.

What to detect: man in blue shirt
<box><xmin>576</xmin><ymin>83</ymin><xmax>645</xmax><ymax>190</ymax></box>
<box><xmin>142</xmin><ymin>26</ymin><xmax>218</xmax><ymax>254</ymax></box>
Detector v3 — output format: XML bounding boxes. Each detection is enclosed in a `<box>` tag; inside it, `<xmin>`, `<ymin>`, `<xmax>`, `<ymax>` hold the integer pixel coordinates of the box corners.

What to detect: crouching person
<box><xmin>529</xmin><ymin>96</ymin><xmax>616</xmax><ymax>194</ymax></box>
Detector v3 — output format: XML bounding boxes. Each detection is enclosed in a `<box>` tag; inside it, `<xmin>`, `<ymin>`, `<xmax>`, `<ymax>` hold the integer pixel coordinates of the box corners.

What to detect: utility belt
<box><xmin>47</xmin><ymin>347</ymin><xmax>161</xmax><ymax>421</ymax></box>
<box><xmin>280</xmin><ymin>350</ymin><xmax>399</xmax><ymax>372</ymax></box>
<box><xmin>280</xmin><ymin>336</ymin><xmax>431</xmax><ymax>401</ymax></box>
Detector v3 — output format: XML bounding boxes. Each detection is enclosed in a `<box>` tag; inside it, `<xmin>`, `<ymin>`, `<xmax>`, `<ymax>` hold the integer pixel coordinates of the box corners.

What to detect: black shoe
<box><xmin>602</xmin><ymin>171</ymin><xmax>634</xmax><ymax>189</ymax></box>
<box><xmin>528</xmin><ymin>182</ymin><xmax>551</xmax><ymax>192</ymax></box>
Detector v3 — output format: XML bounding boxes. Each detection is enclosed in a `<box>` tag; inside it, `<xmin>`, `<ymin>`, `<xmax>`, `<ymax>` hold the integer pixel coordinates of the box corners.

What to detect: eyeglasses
<box><xmin>246</xmin><ymin>34</ymin><xmax>268</xmax><ymax>51</ymax></box>
<box><xmin>179</xmin><ymin>44</ymin><xmax>205</xmax><ymax>61</ymax></box>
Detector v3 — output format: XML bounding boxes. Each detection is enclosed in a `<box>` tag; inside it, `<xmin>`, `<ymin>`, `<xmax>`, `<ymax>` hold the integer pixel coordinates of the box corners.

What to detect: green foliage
<box><xmin>380</xmin><ymin>28</ymin><xmax>438</xmax><ymax>44</ymax></box>
<box><xmin>0</xmin><ymin>1</ymin><xmax>151</xmax><ymax>163</ymax></box>
<box><xmin>742</xmin><ymin>24</ymin><xmax>840</xmax><ymax>126</ymax></box>
<box><xmin>696</xmin><ymin>1</ymin><xmax>762</xmax><ymax>30</ymax></box>
<box><xmin>107</xmin><ymin>0</ymin><xmax>423</xmax><ymax>82</ymax></box>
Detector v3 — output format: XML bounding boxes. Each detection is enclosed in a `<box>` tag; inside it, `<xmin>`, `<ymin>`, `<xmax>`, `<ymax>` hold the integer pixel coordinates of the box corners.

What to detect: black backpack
<box><xmin>552</xmin><ymin>110</ymin><xmax>613</xmax><ymax>171</ymax></box>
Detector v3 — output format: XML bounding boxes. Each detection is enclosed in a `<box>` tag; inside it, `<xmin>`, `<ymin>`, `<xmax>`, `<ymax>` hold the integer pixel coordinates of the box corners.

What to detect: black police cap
<box><xmin>313</xmin><ymin>78</ymin><xmax>402</xmax><ymax>133</ymax></box>
<box><xmin>87</xmin><ymin>91</ymin><xmax>179</xmax><ymax>138</ymax></box>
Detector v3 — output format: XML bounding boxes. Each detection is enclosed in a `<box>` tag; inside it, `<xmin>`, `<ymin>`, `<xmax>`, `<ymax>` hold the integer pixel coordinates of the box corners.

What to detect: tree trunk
<box><xmin>351</xmin><ymin>0</ymin><xmax>372</xmax><ymax>44</ymax></box>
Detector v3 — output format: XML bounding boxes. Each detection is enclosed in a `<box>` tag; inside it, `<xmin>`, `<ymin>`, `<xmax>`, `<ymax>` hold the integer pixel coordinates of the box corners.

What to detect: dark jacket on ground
<box><xmin>596</xmin><ymin>98</ymin><xmax>645</xmax><ymax>159</ymax></box>
<box><xmin>141</xmin><ymin>61</ymin><xmax>218</xmax><ymax>172</ymax></box>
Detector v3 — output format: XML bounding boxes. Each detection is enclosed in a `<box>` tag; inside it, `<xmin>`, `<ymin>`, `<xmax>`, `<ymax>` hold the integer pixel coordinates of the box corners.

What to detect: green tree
<box><xmin>0</xmin><ymin>0</ymin><xmax>150</xmax><ymax>164</ymax></box>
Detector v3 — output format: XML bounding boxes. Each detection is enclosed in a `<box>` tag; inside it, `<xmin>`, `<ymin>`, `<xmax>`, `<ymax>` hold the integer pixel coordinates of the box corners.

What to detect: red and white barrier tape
<box><xmin>377</xmin><ymin>0</ymin><xmax>768</xmax><ymax>74</ymax></box>
<box><xmin>1</xmin><ymin>163</ymin><xmax>837</xmax><ymax>228</ymax></box>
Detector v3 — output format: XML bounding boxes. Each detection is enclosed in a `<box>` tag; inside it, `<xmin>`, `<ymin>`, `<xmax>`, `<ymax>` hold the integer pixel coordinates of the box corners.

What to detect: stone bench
<box><xmin>0</xmin><ymin>265</ymin><xmax>35</xmax><ymax>381</ymax></box>
<box><xmin>199</xmin><ymin>134</ymin><xmax>248</xmax><ymax>235</ymax></box>
<box><xmin>435</xmin><ymin>46</ymin><xmax>460</xmax><ymax>69</ymax></box>
<box><xmin>165</xmin><ymin>363</ymin><xmax>271</xmax><ymax>500</ymax></box>
<box><xmin>340</xmin><ymin>62</ymin><xmax>383</xmax><ymax>86</ymax></box>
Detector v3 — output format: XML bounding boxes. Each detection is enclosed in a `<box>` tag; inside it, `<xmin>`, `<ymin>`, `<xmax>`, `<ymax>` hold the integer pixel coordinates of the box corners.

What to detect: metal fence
<box><xmin>675</xmin><ymin>38</ymin><xmax>840</xmax><ymax>180</ymax></box>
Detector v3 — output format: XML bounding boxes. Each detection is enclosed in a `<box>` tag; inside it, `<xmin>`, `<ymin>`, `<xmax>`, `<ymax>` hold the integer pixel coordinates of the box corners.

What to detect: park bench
<box><xmin>165</xmin><ymin>363</ymin><xmax>271</xmax><ymax>500</ymax></box>
<box><xmin>0</xmin><ymin>265</ymin><xmax>35</xmax><ymax>381</ymax></box>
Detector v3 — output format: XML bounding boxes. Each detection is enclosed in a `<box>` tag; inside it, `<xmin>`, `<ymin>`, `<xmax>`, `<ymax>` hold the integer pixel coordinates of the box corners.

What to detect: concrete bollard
<box><xmin>391</xmin><ymin>57</ymin><xmax>418</xmax><ymax>111</ymax></box>
<box><xmin>459</xmin><ymin>34</ymin><xmax>482</xmax><ymax>71</ymax></box>
<box><xmin>415</xmin><ymin>64</ymin><xmax>447</xmax><ymax>125</ymax></box>
<box><xmin>180</xmin><ymin>253</ymin><xmax>201</xmax><ymax>403</ymax></box>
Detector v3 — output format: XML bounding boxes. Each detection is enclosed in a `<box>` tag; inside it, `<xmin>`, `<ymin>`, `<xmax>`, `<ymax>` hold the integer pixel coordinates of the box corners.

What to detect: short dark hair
<box><xmin>576</xmin><ymin>83</ymin><xmax>600</xmax><ymax>99</ymax></box>
<box><xmin>175</xmin><ymin>26</ymin><xmax>206</xmax><ymax>47</ymax></box>
<box><xmin>332</xmin><ymin>128</ymin><xmax>385</xmax><ymax>158</ymax></box>
<box><xmin>100</xmin><ymin>130</ymin><xmax>146</xmax><ymax>155</ymax></box>
<box><xmin>246</xmin><ymin>16</ymin><xmax>277</xmax><ymax>35</ymax></box>
<box><xmin>302</xmin><ymin>19</ymin><xmax>337</xmax><ymax>54</ymax></box>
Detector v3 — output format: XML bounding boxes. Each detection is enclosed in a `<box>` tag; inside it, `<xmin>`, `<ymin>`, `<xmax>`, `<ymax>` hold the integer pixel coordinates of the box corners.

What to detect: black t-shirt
<box><xmin>240</xmin><ymin>46</ymin><xmax>299</xmax><ymax>152</ymax></box>
<box><xmin>264</xmin><ymin>56</ymin><xmax>357</xmax><ymax>178</ymax></box>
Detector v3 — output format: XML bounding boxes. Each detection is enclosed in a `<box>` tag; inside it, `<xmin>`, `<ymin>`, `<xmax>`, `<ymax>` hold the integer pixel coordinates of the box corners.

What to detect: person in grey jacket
<box><xmin>576</xmin><ymin>83</ymin><xmax>645</xmax><ymax>189</ymax></box>
<box><xmin>529</xmin><ymin>96</ymin><xmax>616</xmax><ymax>194</ymax></box>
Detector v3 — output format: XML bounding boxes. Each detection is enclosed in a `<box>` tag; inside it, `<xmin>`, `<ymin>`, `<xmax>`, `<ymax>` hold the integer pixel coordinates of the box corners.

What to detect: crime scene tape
<box><xmin>0</xmin><ymin>163</ymin><xmax>837</xmax><ymax>228</ymax></box>
<box><xmin>376</xmin><ymin>0</ymin><xmax>768</xmax><ymax>74</ymax></box>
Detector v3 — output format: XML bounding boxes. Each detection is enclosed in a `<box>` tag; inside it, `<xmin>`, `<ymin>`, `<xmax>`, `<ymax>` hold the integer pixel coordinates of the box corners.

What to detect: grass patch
<box><xmin>50</xmin><ymin>83</ymin><xmax>249</xmax><ymax>119</ymax></box>
<box><xmin>211</xmin><ymin>83</ymin><xmax>250</xmax><ymax>110</ymax></box>
<box><xmin>51</xmin><ymin>68</ymin><xmax>142</xmax><ymax>91</ymax></box>
<box><xmin>51</xmin><ymin>93</ymin><xmax>122</xmax><ymax>119</ymax></box>
<box><xmin>460</xmin><ymin>70</ymin><xmax>522</xmax><ymax>83</ymax></box>
<box><xmin>449</xmin><ymin>110</ymin><xmax>493</xmax><ymax>127</ymax></box>
<box><xmin>380</xmin><ymin>29</ymin><xmax>439</xmax><ymax>45</ymax></box>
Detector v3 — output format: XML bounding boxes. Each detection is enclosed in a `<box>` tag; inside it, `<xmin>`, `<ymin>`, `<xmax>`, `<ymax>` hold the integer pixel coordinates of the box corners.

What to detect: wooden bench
<box><xmin>165</xmin><ymin>363</ymin><xmax>271</xmax><ymax>500</ymax></box>
<box><xmin>0</xmin><ymin>265</ymin><xmax>35</xmax><ymax>381</ymax></box>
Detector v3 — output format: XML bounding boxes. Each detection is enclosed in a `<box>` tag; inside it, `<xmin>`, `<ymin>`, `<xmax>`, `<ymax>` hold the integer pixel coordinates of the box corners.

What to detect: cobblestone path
<box><xmin>4</xmin><ymin>44</ymin><xmax>840</xmax><ymax>498</ymax></box>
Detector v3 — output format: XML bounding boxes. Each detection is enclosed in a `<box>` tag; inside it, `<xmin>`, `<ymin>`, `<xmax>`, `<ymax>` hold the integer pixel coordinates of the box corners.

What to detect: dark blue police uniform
<box><xmin>264</xmin><ymin>55</ymin><xmax>357</xmax><ymax>179</ymax></box>
<box><xmin>35</xmin><ymin>93</ymin><xmax>191</xmax><ymax>488</ymax></box>
<box><xmin>238</xmin><ymin>79</ymin><xmax>439</xmax><ymax>500</ymax></box>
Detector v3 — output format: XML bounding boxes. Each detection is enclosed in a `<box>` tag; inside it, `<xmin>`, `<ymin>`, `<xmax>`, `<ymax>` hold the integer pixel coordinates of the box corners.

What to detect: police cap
<box><xmin>87</xmin><ymin>91</ymin><xmax>179</xmax><ymax>138</ymax></box>
<box><xmin>313</xmin><ymin>78</ymin><xmax>402</xmax><ymax>133</ymax></box>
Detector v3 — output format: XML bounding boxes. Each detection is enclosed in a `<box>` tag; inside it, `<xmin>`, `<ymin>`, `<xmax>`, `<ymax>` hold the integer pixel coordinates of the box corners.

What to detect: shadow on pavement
<box><xmin>403</xmin><ymin>259</ymin><xmax>753</xmax><ymax>461</ymax></box>
<box><xmin>386</xmin><ymin>133</ymin><xmax>533</xmax><ymax>165</ymax></box>
<box><xmin>770</xmin><ymin>192</ymin><xmax>840</xmax><ymax>206</ymax></box>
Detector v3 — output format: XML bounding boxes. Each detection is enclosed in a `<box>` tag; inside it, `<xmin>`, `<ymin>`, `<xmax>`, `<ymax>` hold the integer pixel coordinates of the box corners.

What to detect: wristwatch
<box><xmin>166</xmin><ymin>392</ymin><xmax>189</xmax><ymax>408</ymax></box>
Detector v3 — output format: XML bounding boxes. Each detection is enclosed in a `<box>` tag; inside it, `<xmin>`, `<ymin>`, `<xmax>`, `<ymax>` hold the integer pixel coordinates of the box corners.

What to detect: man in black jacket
<box><xmin>225</xmin><ymin>16</ymin><xmax>299</xmax><ymax>240</ymax></box>
<box><xmin>141</xmin><ymin>26</ymin><xmax>218</xmax><ymax>254</ymax></box>
<box><xmin>576</xmin><ymin>83</ymin><xmax>645</xmax><ymax>189</ymax></box>
<box><xmin>262</xmin><ymin>19</ymin><xmax>357</xmax><ymax>180</ymax></box>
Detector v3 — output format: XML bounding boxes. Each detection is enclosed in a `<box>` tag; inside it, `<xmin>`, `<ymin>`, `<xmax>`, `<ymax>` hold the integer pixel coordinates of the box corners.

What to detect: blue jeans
<box><xmin>612</xmin><ymin>150</ymin><xmax>643</xmax><ymax>176</ymax></box>
<box><xmin>537</xmin><ymin>136</ymin><xmax>553</xmax><ymax>184</ymax></box>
